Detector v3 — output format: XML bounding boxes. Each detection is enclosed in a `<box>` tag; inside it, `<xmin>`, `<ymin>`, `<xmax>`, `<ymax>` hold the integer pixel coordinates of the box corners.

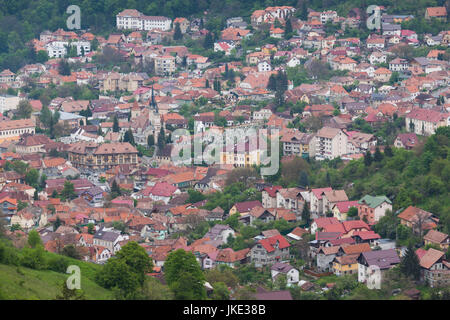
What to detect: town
<box><xmin>0</xmin><ymin>1</ymin><xmax>449</xmax><ymax>301</ymax></box>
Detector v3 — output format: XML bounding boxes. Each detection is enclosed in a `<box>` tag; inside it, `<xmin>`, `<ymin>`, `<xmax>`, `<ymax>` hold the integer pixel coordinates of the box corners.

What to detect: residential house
<box><xmin>250</xmin><ymin>234</ymin><xmax>291</xmax><ymax>268</ymax></box>
<box><xmin>357</xmin><ymin>249</ymin><xmax>401</xmax><ymax>288</ymax></box>
<box><xmin>416</xmin><ymin>248</ymin><xmax>450</xmax><ymax>288</ymax></box>
<box><xmin>423</xmin><ymin>230</ymin><xmax>450</xmax><ymax>251</ymax></box>
<box><xmin>357</xmin><ymin>195</ymin><xmax>392</xmax><ymax>225</ymax></box>
<box><xmin>394</xmin><ymin>133</ymin><xmax>418</xmax><ymax>150</ymax></box>
<box><xmin>398</xmin><ymin>206</ymin><xmax>439</xmax><ymax>236</ymax></box>
<box><xmin>271</xmin><ymin>262</ymin><xmax>299</xmax><ymax>287</ymax></box>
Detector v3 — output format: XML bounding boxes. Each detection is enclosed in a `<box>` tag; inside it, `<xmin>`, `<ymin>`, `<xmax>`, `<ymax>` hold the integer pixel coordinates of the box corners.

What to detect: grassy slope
<box><xmin>0</xmin><ymin>264</ymin><xmax>113</xmax><ymax>300</ymax></box>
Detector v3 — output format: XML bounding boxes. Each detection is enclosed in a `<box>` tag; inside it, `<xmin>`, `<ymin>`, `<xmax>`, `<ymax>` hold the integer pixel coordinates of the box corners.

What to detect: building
<box><xmin>397</xmin><ymin>206</ymin><xmax>438</xmax><ymax>236</ymax></box>
<box><xmin>45</xmin><ymin>41</ymin><xmax>90</xmax><ymax>58</ymax></box>
<box><xmin>423</xmin><ymin>230</ymin><xmax>450</xmax><ymax>251</ymax></box>
<box><xmin>357</xmin><ymin>195</ymin><xmax>392</xmax><ymax>225</ymax></box>
<box><xmin>154</xmin><ymin>55</ymin><xmax>176</xmax><ymax>76</ymax></box>
<box><xmin>116</xmin><ymin>9</ymin><xmax>172</xmax><ymax>31</ymax></box>
<box><xmin>250</xmin><ymin>234</ymin><xmax>291</xmax><ymax>267</ymax></box>
<box><xmin>280</xmin><ymin>131</ymin><xmax>314</xmax><ymax>158</ymax></box>
<box><xmin>173</xmin><ymin>17</ymin><xmax>189</xmax><ymax>33</ymax></box>
<box><xmin>389</xmin><ymin>58</ymin><xmax>409</xmax><ymax>72</ymax></box>
<box><xmin>394</xmin><ymin>133</ymin><xmax>418</xmax><ymax>149</ymax></box>
<box><xmin>357</xmin><ymin>249</ymin><xmax>400</xmax><ymax>288</ymax></box>
<box><xmin>417</xmin><ymin>248</ymin><xmax>450</xmax><ymax>288</ymax></box>
<box><xmin>425</xmin><ymin>7</ymin><xmax>447</xmax><ymax>21</ymax></box>
<box><xmin>314</xmin><ymin>127</ymin><xmax>348</xmax><ymax>160</ymax></box>
<box><xmin>0</xmin><ymin>94</ymin><xmax>20</xmax><ymax>113</ymax></box>
<box><xmin>67</xmin><ymin>142</ymin><xmax>139</xmax><ymax>170</ymax></box>
<box><xmin>0</xmin><ymin>119</ymin><xmax>35</xmax><ymax>143</ymax></box>
<box><xmin>271</xmin><ymin>262</ymin><xmax>299</xmax><ymax>286</ymax></box>
<box><xmin>405</xmin><ymin>109</ymin><xmax>449</xmax><ymax>136</ymax></box>
<box><xmin>0</xmin><ymin>69</ymin><xmax>15</xmax><ymax>84</ymax></box>
<box><xmin>251</xmin><ymin>6</ymin><xmax>296</xmax><ymax>26</ymax></box>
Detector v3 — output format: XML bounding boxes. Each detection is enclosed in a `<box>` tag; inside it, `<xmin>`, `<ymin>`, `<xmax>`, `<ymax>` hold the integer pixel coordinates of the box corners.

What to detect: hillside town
<box><xmin>0</xmin><ymin>3</ymin><xmax>449</xmax><ymax>301</ymax></box>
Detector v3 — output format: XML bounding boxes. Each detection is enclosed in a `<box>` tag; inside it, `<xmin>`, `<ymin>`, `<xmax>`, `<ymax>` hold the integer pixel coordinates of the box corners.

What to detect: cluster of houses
<box><xmin>0</xmin><ymin>3</ymin><xmax>449</xmax><ymax>296</ymax></box>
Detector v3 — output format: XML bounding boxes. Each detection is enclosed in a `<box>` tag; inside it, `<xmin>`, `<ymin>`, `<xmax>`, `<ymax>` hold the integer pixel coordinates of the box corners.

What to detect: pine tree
<box><xmin>285</xmin><ymin>18</ymin><xmax>293</xmax><ymax>39</ymax></box>
<box><xmin>299</xmin><ymin>171</ymin><xmax>309</xmax><ymax>188</ymax></box>
<box><xmin>158</xmin><ymin>126</ymin><xmax>166</xmax><ymax>149</ymax></box>
<box><xmin>147</xmin><ymin>134</ymin><xmax>155</xmax><ymax>147</ymax></box>
<box><xmin>205</xmin><ymin>79</ymin><xmax>209</xmax><ymax>88</ymax></box>
<box><xmin>111</xmin><ymin>180</ymin><xmax>121</xmax><ymax>198</ymax></box>
<box><xmin>400</xmin><ymin>244</ymin><xmax>421</xmax><ymax>280</ymax></box>
<box><xmin>173</xmin><ymin>23</ymin><xmax>183</xmax><ymax>40</ymax></box>
<box><xmin>384</xmin><ymin>144</ymin><xmax>393</xmax><ymax>157</ymax></box>
<box><xmin>301</xmin><ymin>203</ymin><xmax>311</xmax><ymax>227</ymax></box>
<box><xmin>373</xmin><ymin>146</ymin><xmax>383</xmax><ymax>162</ymax></box>
<box><xmin>124</xmin><ymin>128</ymin><xmax>135</xmax><ymax>146</ymax></box>
<box><xmin>267</xmin><ymin>74</ymin><xmax>277</xmax><ymax>91</ymax></box>
<box><xmin>364</xmin><ymin>150</ymin><xmax>372</xmax><ymax>167</ymax></box>
<box><xmin>203</xmin><ymin>32</ymin><xmax>214</xmax><ymax>49</ymax></box>
<box><xmin>113</xmin><ymin>115</ymin><xmax>119</xmax><ymax>132</ymax></box>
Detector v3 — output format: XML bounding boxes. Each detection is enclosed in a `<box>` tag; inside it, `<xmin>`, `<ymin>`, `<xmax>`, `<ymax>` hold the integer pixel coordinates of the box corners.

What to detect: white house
<box><xmin>271</xmin><ymin>262</ymin><xmax>299</xmax><ymax>287</ymax></box>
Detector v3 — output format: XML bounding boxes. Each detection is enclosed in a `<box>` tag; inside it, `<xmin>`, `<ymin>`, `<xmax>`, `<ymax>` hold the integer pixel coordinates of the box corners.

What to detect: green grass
<box><xmin>0</xmin><ymin>264</ymin><xmax>113</xmax><ymax>300</ymax></box>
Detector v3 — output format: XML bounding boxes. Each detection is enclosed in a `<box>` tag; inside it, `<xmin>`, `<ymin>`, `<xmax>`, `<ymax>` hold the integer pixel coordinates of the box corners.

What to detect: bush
<box><xmin>0</xmin><ymin>241</ymin><xmax>19</xmax><ymax>266</ymax></box>
<box><xmin>20</xmin><ymin>246</ymin><xmax>46</xmax><ymax>270</ymax></box>
<box><xmin>47</xmin><ymin>256</ymin><xmax>69</xmax><ymax>273</ymax></box>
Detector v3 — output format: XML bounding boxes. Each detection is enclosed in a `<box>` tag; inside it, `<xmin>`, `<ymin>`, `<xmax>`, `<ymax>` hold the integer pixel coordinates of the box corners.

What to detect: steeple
<box><xmin>150</xmin><ymin>86</ymin><xmax>158</xmax><ymax>113</ymax></box>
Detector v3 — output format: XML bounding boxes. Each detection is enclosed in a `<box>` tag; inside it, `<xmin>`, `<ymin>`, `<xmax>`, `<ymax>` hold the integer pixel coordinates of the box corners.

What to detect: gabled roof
<box><xmin>358</xmin><ymin>195</ymin><xmax>391</xmax><ymax>208</ymax></box>
<box><xmin>258</xmin><ymin>235</ymin><xmax>290</xmax><ymax>253</ymax></box>
<box><xmin>360</xmin><ymin>249</ymin><xmax>400</xmax><ymax>269</ymax></box>
<box><xmin>423</xmin><ymin>229</ymin><xmax>449</xmax><ymax>244</ymax></box>
<box><xmin>418</xmin><ymin>248</ymin><xmax>445</xmax><ymax>269</ymax></box>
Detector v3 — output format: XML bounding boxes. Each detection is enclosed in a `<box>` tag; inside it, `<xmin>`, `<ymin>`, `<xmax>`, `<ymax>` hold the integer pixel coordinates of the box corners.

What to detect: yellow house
<box><xmin>332</xmin><ymin>201</ymin><xmax>359</xmax><ymax>222</ymax></box>
<box><xmin>332</xmin><ymin>254</ymin><xmax>359</xmax><ymax>276</ymax></box>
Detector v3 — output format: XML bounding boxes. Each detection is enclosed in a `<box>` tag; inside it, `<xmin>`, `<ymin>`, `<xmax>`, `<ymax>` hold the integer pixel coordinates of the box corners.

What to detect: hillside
<box><xmin>0</xmin><ymin>263</ymin><xmax>113</xmax><ymax>300</ymax></box>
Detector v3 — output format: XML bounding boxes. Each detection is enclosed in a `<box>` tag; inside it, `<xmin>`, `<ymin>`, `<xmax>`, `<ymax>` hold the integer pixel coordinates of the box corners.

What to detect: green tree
<box><xmin>400</xmin><ymin>244</ymin><xmax>421</xmax><ymax>280</ymax></box>
<box><xmin>173</xmin><ymin>23</ymin><xmax>183</xmax><ymax>40</ymax></box>
<box><xmin>113</xmin><ymin>115</ymin><xmax>120</xmax><ymax>133</ymax></box>
<box><xmin>364</xmin><ymin>150</ymin><xmax>372</xmax><ymax>167</ymax></box>
<box><xmin>27</xmin><ymin>230</ymin><xmax>42</xmax><ymax>248</ymax></box>
<box><xmin>96</xmin><ymin>258</ymin><xmax>140</xmax><ymax>299</ymax></box>
<box><xmin>111</xmin><ymin>180</ymin><xmax>121</xmax><ymax>198</ymax></box>
<box><xmin>147</xmin><ymin>134</ymin><xmax>155</xmax><ymax>147</ymax></box>
<box><xmin>164</xmin><ymin>249</ymin><xmax>206</xmax><ymax>300</ymax></box>
<box><xmin>61</xmin><ymin>181</ymin><xmax>77</xmax><ymax>201</ymax></box>
<box><xmin>203</xmin><ymin>32</ymin><xmax>214</xmax><ymax>49</ymax></box>
<box><xmin>25</xmin><ymin>168</ymin><xmax>39</xmax><ymax>188</ymax></box>
<box><xmin>53</xmin><ymin>216</ymin><xmax>62</xmax><ymax>232</ymax></box>
<box><xmin>384</xmin><ymin>144</ymin><xmax>393</xmax><ymax>157</ymax></box>
<box><xmin>58</xmin><ymin>59</ymin><xmax>71</xmax><ymax>76</ymax></box>
<box><xmin>301</xmin><ymin>202</ymin><xmax>311</xmax><ymax>226</ymax></box>
<box><xmin>87</xmin><ymin>223</ymin><xmax>95</xmax><ymax>235</ymax></box>
<box><xmin>374</xmin><ymin>147</ymin><xmax>383</xmax><ymax>162</ymax></box>
<box><xmin>347</xmin><ymin>207</ymin><xmax>359</xmax><ymax>218</ymax></box>
<box><xmin>17</xmin><ymin>200</ymin><xmax>28</xmax><ymax>211</ymax></box>
<box><xmin>15</xmin><ymin>100</ymin><xmax>33</xmax><ymax>119</ymax></box>
<box><xmin>55</xmin><ymin>281</ymin><xmax>85</xmax><ymax>300</ymax></box>
<box><xmin>212</xmin><ymin>282</ymin><xmax>230</xmax><ymax>300</ymax></box>
<box><xmin>123</xmin><ymin>128</ymin><xmax>135</xmax><ymax>146</ymax></box>
<box><xmin>115</xmin><ymin>241</ymin><xmax>153</xmax><ymax>286</ymax></box>
<box><xmin>39</xmin><ymin>104</ymin><xmax>52</xmax><ymax>128</ymax></box>
<box><xmin>285</xmin><ymin>18</ymin><xmax>293</xmax><ymax>39</ymax></box>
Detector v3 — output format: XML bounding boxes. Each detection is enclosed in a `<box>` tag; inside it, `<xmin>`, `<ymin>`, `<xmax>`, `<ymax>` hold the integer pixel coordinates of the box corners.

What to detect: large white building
<box><xmin>116</xmin><ymin>9</ymin><xmax>172</xmax><ymax>31</ymax></box>
<box><xmin>314</xmin><ymin>127</ymin><xmax>348</xmax><ymax>160</ymax></box>
<box><xmin>45</xmin><ymin>41</ymin><xmax>91</xmax><ymax>58</ymax></box>
<box><xmin>405</xmin><ymin>109</ymin><xmax>450</xmax><ymax>136</ymax></box>
<box><xmin>0</xmin><ymin>94</ymin><xmax>20</xmax><ymax>113</ymax></box>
